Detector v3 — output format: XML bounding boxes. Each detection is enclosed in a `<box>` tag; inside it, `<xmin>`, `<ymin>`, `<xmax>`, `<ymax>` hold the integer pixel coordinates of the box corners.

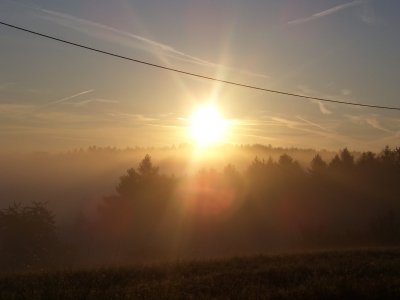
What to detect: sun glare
<box><xmin>191</xmin><ymin>105</ymin><xmax>227</xmax><ymax>146</ymax></box>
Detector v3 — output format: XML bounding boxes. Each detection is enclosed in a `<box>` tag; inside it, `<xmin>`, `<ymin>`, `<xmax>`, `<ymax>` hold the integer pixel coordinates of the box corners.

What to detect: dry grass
<box><xmin>1</xmin><ymin>247</ymin><xmax>400</xmax><ymax>299</ymax></box>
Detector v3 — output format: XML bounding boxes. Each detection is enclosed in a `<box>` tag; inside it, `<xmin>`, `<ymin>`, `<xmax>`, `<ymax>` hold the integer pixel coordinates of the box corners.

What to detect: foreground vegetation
<box><xmin>1</xmin><ymin>247</ymin><xmax>400</xmax><ymax>299</ymax></box>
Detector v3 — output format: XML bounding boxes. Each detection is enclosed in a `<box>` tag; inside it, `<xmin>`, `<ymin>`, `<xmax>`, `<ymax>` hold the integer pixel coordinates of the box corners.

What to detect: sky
<box><xmin>0</xmin><ymin>0</ymin><xmax>400</xmax><ymax>153</ymax></box>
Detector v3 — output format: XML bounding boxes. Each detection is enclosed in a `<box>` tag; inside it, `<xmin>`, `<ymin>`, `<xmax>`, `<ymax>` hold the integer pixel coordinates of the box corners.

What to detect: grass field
<box><xmin>1</xmin><ymin>248</ymin><xmax>400</xmax><ymax>299</ymax></box>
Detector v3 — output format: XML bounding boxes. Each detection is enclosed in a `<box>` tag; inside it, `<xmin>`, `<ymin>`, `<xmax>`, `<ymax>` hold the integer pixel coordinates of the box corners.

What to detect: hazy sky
<box><xmin>1</xmin><ymin>0</ymin><xmax>399</xmax><ymax>152</ymax></box>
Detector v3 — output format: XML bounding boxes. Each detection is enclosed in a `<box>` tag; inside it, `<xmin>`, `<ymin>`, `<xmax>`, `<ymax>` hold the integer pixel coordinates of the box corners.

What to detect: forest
<box><xmin>1</xmin><ymin>145</ymin><xmax>400</xmax><ymax>270</ymax></box>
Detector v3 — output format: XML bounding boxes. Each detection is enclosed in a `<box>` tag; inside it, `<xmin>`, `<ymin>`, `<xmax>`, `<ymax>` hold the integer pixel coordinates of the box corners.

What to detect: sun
<box><xmin>190</xmin><ymin>105</ymin><xmax>227</xmax><ymax>146</ymax></box>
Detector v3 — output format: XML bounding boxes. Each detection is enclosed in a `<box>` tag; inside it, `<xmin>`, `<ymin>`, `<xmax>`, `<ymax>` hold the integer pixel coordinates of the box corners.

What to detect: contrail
<box><xmin>297</xmin><ymin>116</ymin><xmax>331</xmax><ymax>132</ymax></box>
<box><xmin>288</xmin><ymin>0</ymin><xmax>365</xmax><ymax>25</ymax></box>
<box><xmin>40</xmin><ymin>89</ymin><xmax>94</xmax><ymax>107</ymax></box>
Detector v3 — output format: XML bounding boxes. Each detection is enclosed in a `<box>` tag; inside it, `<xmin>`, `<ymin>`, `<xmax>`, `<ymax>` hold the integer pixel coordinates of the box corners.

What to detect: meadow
<box><xmin>1</xmin><ymin>247</ymin><xmax>400</xmax><ymax>299</ymax></box>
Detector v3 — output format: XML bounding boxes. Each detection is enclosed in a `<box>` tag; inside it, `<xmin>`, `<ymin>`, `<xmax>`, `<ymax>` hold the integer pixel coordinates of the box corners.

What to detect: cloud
<box><xmin>272</xmin><ymin>117</ymin><xmax>357</xmax><ymax>145</ymax></box>
<box><xmin>116</xmin><ymin>114</ymin><xmax>158</xmax><ymax>122</ymax></box>
<box><xmin>14</xmin><ymin>109</ymin><xmax>127</xmax><ymax>126</ymax></box>
<box><xmin>1</xmin><ymin>98</ymin><xmax>123</xmax><ymax>128</ymax></box>
<box><xmin>297</xmin><ymin>116</ymin><xmax>332</xmax><ymax>132</ymax></box>
<box><xmin>311</xmin><ymin>100</ymin><xmax>333</xmax><ymax>115</ymax></box>
<box><xmin>296</xmin><ymin>86</ymin><xmax>333</xmax><ymax>114</ymax></box>
<box><xmin>357</xmin><ymin>1</ymin><xmax>377</xmax><ymax>24</ymax></box>
<box><xmin>65</xmin><ymin>98</ymin><xmax>119</xmax><ymax>107</ymax></box>
<box><xmin>358</xmin><ymin>0</ymin><xmax>386</xmax><ymax>24</ymax></box>
<box><xmin>272</xmin><ymin>117</ymin><xmax>362</xmax><ymax>145</ymax></box>
<box><xmin>30</xmin><ymin>7</ymin><xmax>269</xmax><ymax>79</ymax></box>
<box><xmin>341</xmin><ymin>89</ymin><xmax>352</xmax><ymax>96</ymax></box>
<box><xmin>346</xmin><ymin>114</ymin><xmax>396</xmax><ymax>133</ymax></box>
<box><xmin>29</xmin><ymin>88</ymin><xmax>52</xmax><ymax>94</ymax></box>
<box><xmin>365</xmin><ymin>118</ymin><xmax>393</xmax><ymax>133</ymax></box>
<box><xmin>0</xmin><ymin>103</ymin><xmax>107</xmax><ymax>124</ymax></box>
<box><xmin>30</xmin><ymin>7</ymin><xmax>213</xmax><ymax>66</ymax></box>
<box><xmin>107</xmin><ymin>113</ymin><xmax>185</xmax><ymax>129</ymax></box>
<box><xmin>108</xmin><ymin>113</ymin><xmax>186</xmax><ymax>130</ymax></box>
<box><xmin>41</xmin><ymin>9</ymin><xmax>215</xmax><ymax>66</ymax></box>
<box><xmin>0</xmin><ymin>103</ymin><xmax>34</xmax><ymax>115</ymax></box>
<box><xmin>7</xmin><ymin>90</ymin><xmax>95</xmax><ymax>117</ymax></box>
<box><xmin>288</xmin><ymin>1</ymin><xmax>365</xmax><ymax>26</ymax></box>
<box><xmin>40</xmin><ymin>90</ymin><xmax>94</xmax><ymax>107</ymax></box>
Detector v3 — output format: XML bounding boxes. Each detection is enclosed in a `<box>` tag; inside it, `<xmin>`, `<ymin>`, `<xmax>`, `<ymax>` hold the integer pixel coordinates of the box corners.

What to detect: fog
<box><xmin>0</xmin><ymin>144</ymin><xmax>337</xmax><ymax>223</ymax></box>
<box><xmin>3</xmin><ymin>144</ymin><xmax>400</xmax><ymax>270</ymax></box>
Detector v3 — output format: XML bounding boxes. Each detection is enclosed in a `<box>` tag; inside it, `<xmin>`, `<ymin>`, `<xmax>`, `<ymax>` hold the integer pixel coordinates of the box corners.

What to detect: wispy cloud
<box><xmin>37</xmin><ymin>8</ymin><xmax>214</xmax><ymax>66</ymax></box>
<box><xmin>0</xmin><ymin>103</ymin><xmax>34</xmax><ymax>115</ymax></box>
<box><xmin>108</xmin><ymin>113</ymin><xmax>185</xmax><ymax>130</ymax></box>
<box><xmin>296</xmin><ymin>85</ymin><xmax>333</xmax><ymax>114</ymax></box>
<box><xmin>272</xmin><ymin>117</ymin><xmax>357</xmax><ymax>145</ymax></box>
<box><xmin>365</xmin><ymin>118</ymin><xmax>393</xmax><ymax>133</ymax></box>
<box><xmin>109</xmin><ymin>113</ymin><xmax>158</xmax><ymax>122</ymax></box>
<box><xmin>29</xmin><ymin>88</ymin><xmax>52</xmax><ymax>94</ymax></box>
<box><xmin>341</xmin><ymin>89</ymin><xmax>352</xmax><ymax>96</ymax></box>
<box><xmin>357</xmin><ymin>1</ymin><xmax>378</xmax><ymax>24</ymax></box>
<box><xmin>297</xmin><ymin>116</ymin><xmax>332</xmax><ymax>132</ymax></box>
<box><xmin>107</xmin><ymin>113</ymin><xmax>186</xmax><ymax>131</ymax></box>
<box><xmin>29</xmin><ymin>6</ymin><xmax>269</xmax><ymax>79</ymax></box>
<box><xmin>288</xmin><ymin>1</ymin><xmax>365</xmax><ymax>26</ymax></box>
<box><xmin>311</xmin><ymin>99</ymin><xmax>333</xmax><ymax>115</ymax></box>
<box><xmin>346</xmin><ymin>114</ymin><xmax>396</xmax><ymax>133</ymax></box>
<box><xmin>0</xmin><ymin>103</ymin><xmax>109</xmax><ymax>124</ymax></box>
<box><xmin>65</xmin><ymin>98</ymin><xmax>119</xmax><ymax>107</ymax></box>
<box><xmin>40</xmin><ymin>90</ymin><xmax>94</xmax><ymax>107</ymax></box>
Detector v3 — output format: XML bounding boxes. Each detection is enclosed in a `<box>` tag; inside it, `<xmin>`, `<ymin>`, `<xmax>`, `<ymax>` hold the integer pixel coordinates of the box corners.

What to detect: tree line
<box><xmin>1</xmin><ymin>146</ymin><xmax>400</xmax><ymax>269</ymax></box>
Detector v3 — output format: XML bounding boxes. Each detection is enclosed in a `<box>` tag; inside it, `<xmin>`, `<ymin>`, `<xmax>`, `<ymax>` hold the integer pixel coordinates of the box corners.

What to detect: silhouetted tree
<box><xmin>115</xmin><ymin>167</ymin><xmax>141</xmax><ymax>197</ymax></box>
<box><xmin>355</xmin><ymin>151</ymin><xmax>379</xmax><ymax>186</ymax></box>
<box><xmin>356</xmin><ymin>151</ymin><xmax>377</xmax><ymax>170</ymax></box>
<box><xmin>279</xmin><ymin>153</ymin><xmax>303</xmax><ymax>171</ymax></box>
<box><xmin>97</xmin><ymin>155</ymin><xmax>175</xmax><ymax>249</ymax></box>
<box><xmin>0</xmin><ymin>202</ymin><xmax>60</xmax><ymax>269</ymax></box>
<box><xmin>380</xmin><ymin>146</ymin><xmax>396</xmax><ymax>167</ymax></box>
<box><xmin>138</xmin><ymin>154</ymin><xmax>159</xmax><ymax>179</ymax></box>
<box><xmin>308</xmin><ymin>154</ymin><xmax>327</xmax><ymax>177</ymax></box>
<box><xmin>340</xmin><ymin>148</ymin><xmax>355</xmax><ymax>169</ymax></box>
<box><xmin>246</xmin><ymin>156</ymin><xmax>266</xmax><ymax>177</ymax></box>
<box><xmin>278</xmin><ymin>153</ymin><xmax>294</xmax><ymax>166</ymax></box>
<box><xmin>223</xmin><ymin>164</ymin><xmax>243</xmax><ymax>190</ymax></box>
<box><xmin>329</xmin><ymin>154</ymin><xmax>341</xmax><ymax>170</ymax></box>
<box><xmin>276</xmin><ymin>153</ymin><xmax>304</xmax><ymax>186</ymax></box>
<box><xmin>90</xmin><ymin>146</ymin><xmax>400</xmax><ymax>259</ymax></box>
<box><xmin>329</xmin><ymin>148</ymin><xmax>355</xmax><ymax>173</ymax></box>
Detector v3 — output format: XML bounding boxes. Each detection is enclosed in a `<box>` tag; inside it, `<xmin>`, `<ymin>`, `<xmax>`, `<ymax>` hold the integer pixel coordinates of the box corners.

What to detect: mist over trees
<box><xmin>1</xmin><ymin>145</ymin><xmax>400</xmax><ymax>269</ymax></box>
<box><xmin>0</xmin><ymin>144</ymin><xmax>337</xmax><ymax>223</ymax></box>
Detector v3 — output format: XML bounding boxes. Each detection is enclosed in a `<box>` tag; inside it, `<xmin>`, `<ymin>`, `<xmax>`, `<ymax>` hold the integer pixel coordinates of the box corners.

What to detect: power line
<box><xmin>1</xmin><ymin>20</ymin><xmax>399</xmax><ymax>111</ymax></box>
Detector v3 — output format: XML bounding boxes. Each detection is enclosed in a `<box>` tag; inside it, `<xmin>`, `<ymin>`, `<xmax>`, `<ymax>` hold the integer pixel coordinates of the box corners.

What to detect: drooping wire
<box><xmin>1</xmin><ymin>21</ymin><xmax>399</xmax><ymax>111</ymax></box>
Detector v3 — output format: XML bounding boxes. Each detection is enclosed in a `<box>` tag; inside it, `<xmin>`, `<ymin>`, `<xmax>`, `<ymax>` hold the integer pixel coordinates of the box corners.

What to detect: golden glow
<box><xmin>190</xmin><ymin>105</ymin><xmax>227</xmax><ymax>146</ymax></box>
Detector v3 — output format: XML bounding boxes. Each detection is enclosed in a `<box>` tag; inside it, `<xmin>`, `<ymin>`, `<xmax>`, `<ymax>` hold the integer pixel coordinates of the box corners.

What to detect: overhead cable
<box><xmin>1</xmin><ymin>21</ymin><xmax>399</xmax><ymax>111</ymax></box>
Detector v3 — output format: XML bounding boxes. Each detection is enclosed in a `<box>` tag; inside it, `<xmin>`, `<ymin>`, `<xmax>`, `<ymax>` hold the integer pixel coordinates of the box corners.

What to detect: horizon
<box><xmin>1</xmin><ymin>142</ymin><xmax>392</xmax><ymax>156</ymax></box>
